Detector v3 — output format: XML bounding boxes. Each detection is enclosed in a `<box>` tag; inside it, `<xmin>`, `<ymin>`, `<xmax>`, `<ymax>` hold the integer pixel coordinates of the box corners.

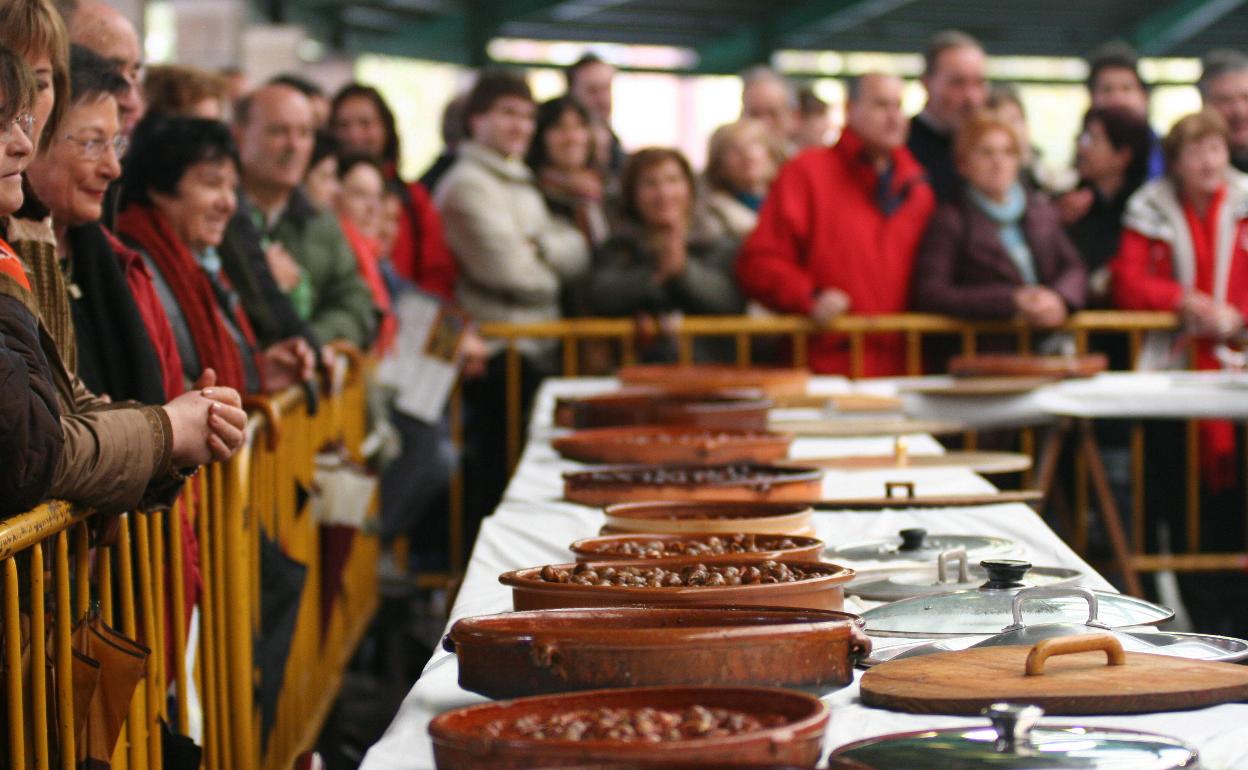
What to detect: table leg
<box><xmin>1078</xmin><ymin>419</ymin><xmax>1144</xmax><ymax>596</ymax></box>
<box><xmin>1035</xmin><ymin>419</ymin><xmax>1069</xmax><ymax>506</ymax></box>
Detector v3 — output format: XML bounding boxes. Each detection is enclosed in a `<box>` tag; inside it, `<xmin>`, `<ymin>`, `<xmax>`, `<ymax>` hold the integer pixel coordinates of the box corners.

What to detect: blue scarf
<box><xmin>734</xmin><ymin>191</ymin><xmax>764</xmax><ymax>212</ymax></box>
<box><xmin>969</xmin><ymin>183</ymin><xmax>1036</xmax><ymax>284</ymax></box>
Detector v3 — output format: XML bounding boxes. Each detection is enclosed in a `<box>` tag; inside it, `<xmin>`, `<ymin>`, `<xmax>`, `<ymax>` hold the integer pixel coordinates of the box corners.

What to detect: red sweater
<box><xmin>736</xmin><ymin>128</ymin><xmax>935</xmax><ymax>376</ymax></box>
<box><xmin>390</xmin><ymin>179</ymin><xmax>458</xmax><ymax>302</ymax></box>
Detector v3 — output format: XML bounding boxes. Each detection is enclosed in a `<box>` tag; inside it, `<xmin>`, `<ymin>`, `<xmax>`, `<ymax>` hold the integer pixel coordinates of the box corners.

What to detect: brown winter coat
<box><xmin>3</xmin><ymin>217</ymin><xmax>175</xmax><ymax>514</ymax></box>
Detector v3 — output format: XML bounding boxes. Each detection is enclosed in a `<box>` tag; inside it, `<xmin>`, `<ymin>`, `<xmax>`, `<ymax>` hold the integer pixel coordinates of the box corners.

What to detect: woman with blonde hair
<box><xmin>703</xmin><ymin>118</ymin><xmax>784</xmax><ymax>240</ymax></box>
<box><xmin>143</xmin><ymin>63</ymin><xmax>230</xmax><ymax>119</ymax></box>
<box><xmin>912</xmin><ymin>108</ymin><xmax>1086</xmax><ymax>325</ymax></box>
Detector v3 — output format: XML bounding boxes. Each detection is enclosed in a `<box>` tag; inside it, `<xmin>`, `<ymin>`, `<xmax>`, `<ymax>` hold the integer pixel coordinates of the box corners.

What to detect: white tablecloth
<box><xmin>361</xmin><ymin>377</ymin><xmax>1248</xmax><ymax>770</ymax></box>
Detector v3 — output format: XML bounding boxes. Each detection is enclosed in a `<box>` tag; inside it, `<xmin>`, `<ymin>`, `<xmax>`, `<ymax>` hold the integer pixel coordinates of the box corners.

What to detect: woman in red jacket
<box><xmin>1113</xmin><ymin>109</ymin><xmax>1248</xmax><ymax>364</ymax></box>
<box><xmin>1112</xmin><ymin>109</ymin><xmax>1248</xmax><ymax>493</ymax></box>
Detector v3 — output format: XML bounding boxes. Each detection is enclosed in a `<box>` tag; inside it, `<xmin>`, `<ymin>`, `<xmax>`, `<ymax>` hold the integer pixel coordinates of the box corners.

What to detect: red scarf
<box><xmin>116</xmin><ymin>204</ymin><xmax>260</xmax><ymax>391</ymax></box>
<box><xmin>339</xmin><ymin>215</ymin><xmax>396</xmax><ymax>354</ymax></box>
<box><xmin>0</xmin><ymin>236</ymin><xmax>30</xmax><ymax>290</ymax></box>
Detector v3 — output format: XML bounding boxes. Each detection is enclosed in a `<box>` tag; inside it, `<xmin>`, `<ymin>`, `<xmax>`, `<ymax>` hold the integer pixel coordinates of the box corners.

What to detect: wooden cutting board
<box><xmin>861</xmin><ymin>634</ymin><xmax>1248</xmax><ymax>715</ymax></box>
<box><xmin>802</xmin><ymin>489</ymin><xmax>1043</xmax><ymax>509</ymax></box>
<box><xmin>782</xmin><ymin>451</ymin><xmax>1031</xmax><ymax>474</ymax></box>
<box><xmin>769</xmin><ymin>417</ymin><xmax>966</xmax><ymax>436</ymax></box>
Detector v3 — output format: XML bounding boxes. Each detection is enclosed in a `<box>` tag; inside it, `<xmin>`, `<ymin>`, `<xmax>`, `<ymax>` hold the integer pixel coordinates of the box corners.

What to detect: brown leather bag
<box><xmin>72</xmin><ymin>615</ymin><xmax>149</xmax><ymax>768</ymax></box>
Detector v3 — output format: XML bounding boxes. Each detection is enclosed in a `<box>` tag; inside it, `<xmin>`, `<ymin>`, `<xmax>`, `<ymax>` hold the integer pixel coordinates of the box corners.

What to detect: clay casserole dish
<box><xmin>601</xmin><ymin>501</ymin><xmax>817</xmax><ymax>537</ymax></box>
<box><xmin>569</xmin><ymin>532</ymin><xmax>824</xmax><ymax>563</ymax></box>
<box><xmin>444</xmin><ymin>605</ymin><xmax>869</xmax><ymax>698</ymax></box>
<box><xmin>554</xmin><ymin>389</ymin><xmax>773</xmax><ymax>431</ymax></box>
<box><xmin>428</xmin><ymin>685</ymin><xmax>828</xmax><ymax>770</ymax></box>
<box><xmin>617</xmin><ymin>364</ymin><xmax>811</xmax><ymax>397</ymax></box>
<box><xmin>563</xmin><ymin>463</ymin><xmax>823</xmax><ymax>507</ymax></box>
<box><xmin>552</xmin><ymin>425</ymin><xmax>794</xmax><ymax>466</ymax></box>
<box><xmin>500</xmin><ymin>558</ymin><xmax>854</xmax><ymax>612</ymax></box>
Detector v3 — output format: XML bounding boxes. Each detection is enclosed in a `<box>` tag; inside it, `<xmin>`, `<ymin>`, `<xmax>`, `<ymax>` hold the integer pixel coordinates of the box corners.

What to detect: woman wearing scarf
<box><xmin>116</xmin><ymin>113</ymin><xmax>315</xmax><ymax>395</ymax></box>
<box><xmin>1112</xmin><ymin>110</ymin><xmax>1248</xmax><ymax>500</ymax></box>
<box><xmin>526</xmin><ymin>96</ymin><xmax>610</xmax><ymax>250</ymax></box>
<box><xmin>703</xmin><ymin>118</ymin><xmax>784</xmax><ymax>241</ymax></box>
<box><xmin>912</xmin><ymin>109</ymin><xmax>1087</xmax><ymax>327</ymax></box>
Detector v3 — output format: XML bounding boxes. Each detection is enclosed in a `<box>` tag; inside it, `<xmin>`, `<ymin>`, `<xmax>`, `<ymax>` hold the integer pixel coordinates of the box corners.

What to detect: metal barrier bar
<box><xmin>4</xmin><ymin>558</ymin><xmax>25</xmax><ymax>770</ymax></box>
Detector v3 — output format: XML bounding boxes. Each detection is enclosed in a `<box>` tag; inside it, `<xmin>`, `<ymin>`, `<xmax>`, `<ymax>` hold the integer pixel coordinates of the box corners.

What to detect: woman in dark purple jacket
<box><xmin>912</xmin><ymin>110</ymin><xmax>1087</xmax><ymax>326</ymax></box>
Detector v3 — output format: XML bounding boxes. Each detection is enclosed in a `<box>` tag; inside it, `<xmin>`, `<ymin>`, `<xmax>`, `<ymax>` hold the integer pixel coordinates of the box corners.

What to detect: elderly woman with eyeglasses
<box><xmin>26</xmin><ymin>45</ymin><xmax>184</xmax><ymax>403</ymax></box>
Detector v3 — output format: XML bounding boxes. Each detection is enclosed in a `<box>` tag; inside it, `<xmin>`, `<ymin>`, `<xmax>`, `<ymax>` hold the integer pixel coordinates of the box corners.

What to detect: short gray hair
<box><xmin>740</xmin><ymin>65</ymin><xmax>798</xmax><ymax>108</ymax></box>
<box><xmin>1199</xmin><ymin>49</ymin><xmax>1248</xmax><ymax>98</ymax></box>
<box><xmin>924</xmin><ymin>29</ymin><xmax>983</xmax><ymax>77</ymax></box>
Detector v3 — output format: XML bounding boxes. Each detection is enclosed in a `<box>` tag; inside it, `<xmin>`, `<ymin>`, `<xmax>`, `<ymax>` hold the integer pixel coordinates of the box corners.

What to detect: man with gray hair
<box><xmin>1199</xmin><ymin>49</ymin><xmax>1248</xmax><ymax>172</ymax></box>
<box><xmin>908</xmin><ymin>29</ymin><xmax>988</xmax><ymax>201</ymax></box>
<box><xmin>741</xmin><ymin>65</ymin><xmax>801</xmax><ymax>154</ymax></box>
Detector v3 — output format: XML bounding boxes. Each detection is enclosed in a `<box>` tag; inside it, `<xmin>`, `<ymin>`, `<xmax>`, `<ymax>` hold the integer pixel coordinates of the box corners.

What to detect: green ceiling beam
<box><xmin>691</xmin><ymin>0</ymin><xmax>910</xmax><ymax>74</ymax></box>
<box><xmin>1130</xmin><ymin>0</ymin><xmax>1248</xmax><ymax>55</ymax></box>
<box><xmin>340</xmin><ymin>0</ymin><xmax>574</xmax><ymax>64</ymax></box>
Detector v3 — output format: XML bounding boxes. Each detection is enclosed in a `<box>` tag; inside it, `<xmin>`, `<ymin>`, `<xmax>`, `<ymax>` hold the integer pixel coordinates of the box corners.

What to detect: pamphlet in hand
<box><xmin>374</xmin><ymin>289</ymin><xmax>465</xmax><ymax>423</ymax></box>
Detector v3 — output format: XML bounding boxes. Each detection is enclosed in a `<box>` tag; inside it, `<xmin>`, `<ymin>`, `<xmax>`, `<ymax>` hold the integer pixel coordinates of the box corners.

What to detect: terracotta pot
<box><xmin>563</xmin><ymin>464</ymin><xmax>823</xmax><ymax>507</ymax></box>
<box><xmin>617</xmin><ymin>365</ymin><xmax>811</xmax><ymax>397</ymax></box>
<box><xmin>552</xmin><ymin>426</ymin><xmax>794</xmax><ymax>466</ymax></box>
<box><xmin>569</xmin><ymin>533</ymin><xmax>825</xmax><ymax>563</ymax></box>
<box><xmin>500</xmin><ymin>559</ymin><xmax>854</xmax><ymax>612</ymax></box>
<box><xmin>428</xmin><ymin>685</ymin><xmax>829</xmax><ymax>770</ymax></box>
<box><xmin>948</xmin><ymin>353</ymin><xmax>1108</xmax><ymax>379</ymax></box>
<box><xmin>445</xmin><ymin>605</ymin><xmax>868</xmax><ymax>699</ymax></box>
<box><xmin>602</xmin><ymin>502</ymin><xmax>816</xmax><ymax>537</ymax></box>
<box><xmin>554</xmin><ymin>389</ymin><xmax>773</xmax><ymax>431</ymax></box>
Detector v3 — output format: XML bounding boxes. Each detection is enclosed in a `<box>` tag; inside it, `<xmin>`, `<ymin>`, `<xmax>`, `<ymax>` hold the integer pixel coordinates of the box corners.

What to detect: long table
<box><xmin>361</xmin><ymin>377</ymin><xmax>1248</xmax><ymax>770</ymax></box>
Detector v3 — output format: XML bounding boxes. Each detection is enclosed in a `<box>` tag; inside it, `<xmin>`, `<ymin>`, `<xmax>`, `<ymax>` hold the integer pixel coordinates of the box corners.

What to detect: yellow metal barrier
<box><xmin>0</xmin><ymin>352</ymin><xmax>380</xmax><ymax>769</ymax></box>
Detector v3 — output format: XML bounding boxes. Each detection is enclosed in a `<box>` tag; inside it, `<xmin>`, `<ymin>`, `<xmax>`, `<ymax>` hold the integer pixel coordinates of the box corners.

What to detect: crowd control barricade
<box><xmin>473</xmin><ymin>311</ymin><xmax>1248</xmax><ymax>584</ymax></box>
<box><xmin>0</xmin><ymin>349</ymin><xmax>380</xmax><ymax>770</ymax></box>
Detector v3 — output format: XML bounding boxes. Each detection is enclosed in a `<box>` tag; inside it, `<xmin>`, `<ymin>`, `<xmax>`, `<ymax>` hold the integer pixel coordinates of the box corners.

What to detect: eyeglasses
<box><xmin>0</xmin><ymin>113</ymin><xmax>35</xmax><ymax>142</ymax></box>
<box><xmin>63</xmin><ymin>133</ymin><xmax>129</xmax><ymax>160</ymax></box>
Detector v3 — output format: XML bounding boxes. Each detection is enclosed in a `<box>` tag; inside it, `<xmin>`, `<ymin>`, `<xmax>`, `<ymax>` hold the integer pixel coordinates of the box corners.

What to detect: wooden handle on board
<box><xmin>1025</xmin><ymin>633</ymin><xmax>1126</xmax><ymax>676</ymax></box>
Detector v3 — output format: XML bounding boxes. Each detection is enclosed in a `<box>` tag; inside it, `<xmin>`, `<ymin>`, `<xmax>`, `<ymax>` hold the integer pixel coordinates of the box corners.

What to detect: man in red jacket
<box><xmin>737</xmin><ymin>72</ymin><xmax>936</xmax><ymax>376</ymax></box>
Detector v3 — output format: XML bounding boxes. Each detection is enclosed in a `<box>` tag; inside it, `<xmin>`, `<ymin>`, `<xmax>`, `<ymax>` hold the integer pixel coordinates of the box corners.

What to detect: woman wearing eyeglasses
<box><xmin>26</xmin><ymin>45</ymin><xmax>184</xmax><ymax>403</ymax></box>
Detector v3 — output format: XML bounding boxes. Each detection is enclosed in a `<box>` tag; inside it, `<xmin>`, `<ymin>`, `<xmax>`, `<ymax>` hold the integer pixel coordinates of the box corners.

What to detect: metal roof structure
<box><xmin>279</xmin><ymin>0</ymin><xmax>1248</xmax><ymax>72</ymax></box>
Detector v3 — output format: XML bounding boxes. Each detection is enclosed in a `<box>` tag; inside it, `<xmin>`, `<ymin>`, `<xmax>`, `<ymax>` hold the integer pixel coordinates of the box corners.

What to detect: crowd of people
<box><xmin>4</xmin><ymin>0</ymin><xmax>1248</xmax><ymax>554</ymax></box>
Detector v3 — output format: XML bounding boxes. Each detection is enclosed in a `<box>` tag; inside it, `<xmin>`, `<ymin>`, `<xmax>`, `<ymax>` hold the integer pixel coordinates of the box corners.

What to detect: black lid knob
<box><xmin>898</xmin><ymin>528</ymin><xmax>927</xmax><ymax>551</ymax></box>
<box><xmin>980</xmin><ymin>559</ymin><xmax>1032</xmax><ymax>589</ymax></box>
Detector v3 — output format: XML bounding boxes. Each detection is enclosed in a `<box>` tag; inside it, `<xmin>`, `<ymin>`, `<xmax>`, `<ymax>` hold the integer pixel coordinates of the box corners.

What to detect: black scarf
<box><xmin>67</xmin><ymin>222</ymin><xmax>167</xmax><ymax>405</ymax></box>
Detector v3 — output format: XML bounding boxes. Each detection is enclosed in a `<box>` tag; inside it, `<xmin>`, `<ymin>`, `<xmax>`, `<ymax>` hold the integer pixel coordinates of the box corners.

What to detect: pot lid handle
<box><xmin>937</xmin><ymin>548</ymin><xmax>969</xmax><ymax>584</ymax></box>
<box><xmin>897</xmin><ymin>528</ymin><xmax>927</xmax><ymax>551</ymax></box>
<box><xmin>885</xmin><ymin>481</ymin><xmax>917</xmax><ymax>500</ymax></box>
<box><xmin>984</xmin><ymin>703</ymin><xmax>1044</xmax><ymax>753</ymax></box>
<box><xmin>1002</xmin><ymin>586</ymin><xmax>1110</xmax><ymax>632</ymax></box>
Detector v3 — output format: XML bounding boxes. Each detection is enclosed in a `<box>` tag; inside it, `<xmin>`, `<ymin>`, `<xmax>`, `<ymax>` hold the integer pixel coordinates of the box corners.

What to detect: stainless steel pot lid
<box><xmin>828</xmin><ymin>528</ymin><xmax>1014</xmax><ymax>563</ymax></box>
<box><xmin>830</xmin><ymin>703</ymin><xmax>1198</xmax><ymax>769</ymax></box>
<box><xmin>862</xmin><ymin>572</ymin><xmax>1173</xmax><ymax>638</ymax></box>
<box><xmin>850</xmin><ymin>550</ymin><xmax>1081</xmax><ymax>601</ymax></box>
<box><xmin>863</xmin><ymin>587</ymin><xmax>1248</xmax><ymax>664</ymax></box>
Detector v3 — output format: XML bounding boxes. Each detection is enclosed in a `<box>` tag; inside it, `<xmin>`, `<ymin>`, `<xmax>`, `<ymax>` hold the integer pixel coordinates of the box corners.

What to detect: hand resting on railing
<box><xmin>163</xmin><ymin>368</ymin><xmax>248</xmax><ymax>467</ymax></box>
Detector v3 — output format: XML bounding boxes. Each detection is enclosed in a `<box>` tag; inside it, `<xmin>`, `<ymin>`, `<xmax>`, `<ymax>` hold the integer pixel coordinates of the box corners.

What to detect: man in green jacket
<box><xmin>231</xmin><ymin>82</ymin><xmax>377</xmax><ymax>349</ymax></box>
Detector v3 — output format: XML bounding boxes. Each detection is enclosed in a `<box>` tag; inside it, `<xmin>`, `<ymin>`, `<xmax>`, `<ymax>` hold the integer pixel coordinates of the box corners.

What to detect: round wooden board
<box><xmin>787</xmin><ymin>451</ymin><xmax>1031</xmax><ymax>474</ymax></box>
<box><xmin>860</xmin><ymin>645</ymin><xmax>1248</xmax><ymax>715</ymax></box>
